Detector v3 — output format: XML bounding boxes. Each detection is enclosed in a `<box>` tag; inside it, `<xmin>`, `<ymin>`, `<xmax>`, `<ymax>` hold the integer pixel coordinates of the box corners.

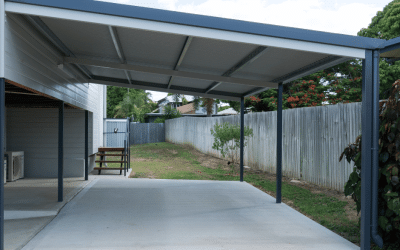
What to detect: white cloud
<box><xmin>158</xmin><ymin>0</ymin><xmax>379</xmax><ymax>36</ymax></box>
<box><xmin>99</xmin><ymin>0</ymin><xmax>381</xmax><ymax>35</ymax></box>
<box><xmin>146</xmin><ymin>91</ymin><xmax>168</xmax><ymax>102</ymax></box>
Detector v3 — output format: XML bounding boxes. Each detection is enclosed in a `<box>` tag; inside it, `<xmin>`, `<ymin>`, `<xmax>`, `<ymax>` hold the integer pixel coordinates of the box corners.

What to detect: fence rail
<box><xmin>166</xmin><ymin>102</ymin><xmax>362</xmax><ymax>192</ymax></box>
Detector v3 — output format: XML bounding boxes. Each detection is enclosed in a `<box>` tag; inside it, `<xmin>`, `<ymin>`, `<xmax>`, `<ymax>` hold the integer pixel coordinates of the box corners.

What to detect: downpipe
<box><xmin>371</xmin><ymin>50</ymin><xmax>383</xmax><ymax>248</ymax></box>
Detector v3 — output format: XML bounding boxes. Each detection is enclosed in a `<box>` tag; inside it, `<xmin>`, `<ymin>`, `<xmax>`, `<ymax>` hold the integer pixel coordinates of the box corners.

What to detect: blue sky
<box><xmin>100</xmin><ymin>0</ymin><xmax>392</xmax><ymax>101</ymax></box>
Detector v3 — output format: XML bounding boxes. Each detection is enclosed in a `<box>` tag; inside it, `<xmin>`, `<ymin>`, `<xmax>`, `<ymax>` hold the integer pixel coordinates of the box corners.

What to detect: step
<box><xmin>97</xmin><ymin>154</ymin><xmax>127</xmax><ymax>157</ymax></box>
<box><xmin>98</xmin><ymin>147</ymin><xmax>125</xmax><ymax>152</ymax></box>
<box><xmin>95</xmin><ymin>160</ymin><xmax>127</xmax><ymax>163</ymax></box>
<box><xmin>93</xmin><ymin>167</ymin><xmax>125</xmax><ymax>171</ymax></box>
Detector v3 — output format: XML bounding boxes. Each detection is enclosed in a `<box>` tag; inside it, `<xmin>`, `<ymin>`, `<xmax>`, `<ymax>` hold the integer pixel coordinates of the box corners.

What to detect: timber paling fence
<box><xmin>166</xmin><ymin>102</ymin><xmax>362</xmax><ymax>192</ymax></box>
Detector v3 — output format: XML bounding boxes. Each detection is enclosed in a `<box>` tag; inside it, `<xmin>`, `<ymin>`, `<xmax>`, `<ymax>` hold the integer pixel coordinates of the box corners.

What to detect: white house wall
<box><xmin>4</xmin><ymin>13</ymin><xmax>104</xmax><ymax>153</ymax></box>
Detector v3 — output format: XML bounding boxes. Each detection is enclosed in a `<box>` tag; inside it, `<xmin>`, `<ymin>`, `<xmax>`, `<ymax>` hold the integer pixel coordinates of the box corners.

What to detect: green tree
<box><xmin>241</xmin><ymin>1</ymin><xmax>400</xmax><ymax>112</ymax></box>
<box><xmin>218</xmin><ymin>106</ymin><xmax>230</xmax><ymax>112</ymax></box>
<box><xmin>220</xmin><ymin>99</ymin><xmax>241</xmax><ymax>112</ymax></box>
<box><xmin>107</xmin><ymin>86</ymin><xmax>128</xmax><ymax>118</ymax></box>
<box><xmin>358</xmin><ymin>0</ymin><xmax>400</xmax><ymax>99</ymax></box>
<box><xmin>113</xmin><ymin>89</ymin><xmax>154</xmax><ymax>122</ymax></box>
<box><xmin>153</xmin><ymin>105</ymin><xmax>182</xmax><ymax>123</ymax></box>
<box><xmin>357</xmin><ymin>0</ymin><xmax>400</xmax><ymax>40</ymax></box>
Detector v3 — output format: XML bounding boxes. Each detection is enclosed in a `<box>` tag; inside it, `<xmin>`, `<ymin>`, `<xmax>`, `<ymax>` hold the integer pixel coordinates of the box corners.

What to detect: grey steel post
<box><xmin>276</xmin><ymin>83</ymin><xmax>283</xmax><ymax>204</ymax></box>
<box><xmin>103</xmin><ymin>85</ymin><xmax>107</xmax><ymax>146</ymax></box>
<box><xmin>127</xmin><ymin>117</ymin><xmax>130</xmax><ymax>170</ymax></box>
<box><xmin>58</xmin><ymin>101</ymin><xmax>64</xmax><ymax>202</ymax></box>
<box><xmin>85</xmin><ymin>110</ymin><xmax>89</xmax><ymax>181</ymax></box>
<box><xmin>361</xmin><ymin>51</ymin><xmax>373</xmax><ymax>250</ymax></box>
<box><xmin>0</xmin><ymin>79</ymin><xmax>4</xmax><ymax>250</ymax></box>
<box><xmin>124</xmin><ymin>139</ymin><xmax>127</xmax><ymax>177</ymax></box>
<box><xmin>0</xmin><ymin>1</ymin><xmax>5</xmax><ymax>248</ymax></box>
<box><xmin>240</xmin><ymin>96</ymin><xmax>244</xmax><ymax>182</ymax></box>
<box><xmin>371</xmin><ymin>50</ymin><xmax>383</xmax><ymax>248</ymax></box>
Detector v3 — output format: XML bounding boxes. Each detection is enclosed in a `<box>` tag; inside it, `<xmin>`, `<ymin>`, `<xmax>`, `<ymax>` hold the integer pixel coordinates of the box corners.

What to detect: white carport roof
<box><xmin>4</xmin><ymin>0</ymin><xmax>388</xmax><ymax>101</ymax></box>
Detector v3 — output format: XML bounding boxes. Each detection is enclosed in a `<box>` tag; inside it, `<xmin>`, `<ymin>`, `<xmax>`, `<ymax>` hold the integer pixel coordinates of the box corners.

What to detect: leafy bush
<box><xmin>153</xmin><ymin>105</ymin><xmax>182</xmax><ymax>123</ymax></box>
<box><xmin>163</xmin><ymin>105</ymin><xmax>182</xmax><ymax>120</ymax></box>
<box><xmin>210</xmin><ymin>122</ymin><xmax>253</xmax><ymax>167</ymax></box>
<box><xmin>340</xmin><ymin>80</ymin><xmax>400</xmax><ymax>249</ymax></box>
<box><xmin>153</xmin><ymin>117</ymin><xmax>165</xmax><ymax>123</ymax></box>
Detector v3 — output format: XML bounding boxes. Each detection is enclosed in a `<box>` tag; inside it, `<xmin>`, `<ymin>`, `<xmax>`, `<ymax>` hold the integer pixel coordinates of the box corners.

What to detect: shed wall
<box><xmin>6</xmin><ymin>108</ymin><xmax>95</xmax><ymax>178</ymax></box>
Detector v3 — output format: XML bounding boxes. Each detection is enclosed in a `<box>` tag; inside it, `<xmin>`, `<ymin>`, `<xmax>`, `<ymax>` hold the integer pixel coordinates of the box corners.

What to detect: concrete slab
<box><xmin>22</xmin><ymin>179</ymin><xmax>359</xmax><ymax>250</ymax></box>
<box><xmin>5</xmin><ymin>217</ymin><xmax>54</xmax><ymax>250</ymax></box>
<box><xmin>4</xmin><ymin>178</ymin><xmax>93</xmax><ymax>250</ymax></box>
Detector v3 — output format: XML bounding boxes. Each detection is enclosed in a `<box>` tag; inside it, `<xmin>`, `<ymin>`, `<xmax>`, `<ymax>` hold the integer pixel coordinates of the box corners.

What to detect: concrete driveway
<box><xmin>22</xmin><ymin>179</ymin><xmax>359</xmax><ymax>250</ymax></box>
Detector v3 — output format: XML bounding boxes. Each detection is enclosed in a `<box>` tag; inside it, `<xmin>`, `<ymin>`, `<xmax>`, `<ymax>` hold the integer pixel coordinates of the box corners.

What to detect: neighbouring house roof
<box><xmin>151</xmin><ymin>108</ymin><xmax>160</xmax><ymax>113</ymax></box>
<box><xmin>177</xmin><ymin>103</ymin><xmax>195</xmax><ymax>114</ymax></box>
<box><xmin>218</xmin><ymin>107</ymin><xmax>238</xmax><ymax>115</ymax></box>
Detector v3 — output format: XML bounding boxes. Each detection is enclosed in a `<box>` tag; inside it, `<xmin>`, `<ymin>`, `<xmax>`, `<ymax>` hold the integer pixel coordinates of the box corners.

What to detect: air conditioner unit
<box><xmin>5</xmin><ymin>151</ymin><xmax>24</xmax><ymax>182</ymax></box>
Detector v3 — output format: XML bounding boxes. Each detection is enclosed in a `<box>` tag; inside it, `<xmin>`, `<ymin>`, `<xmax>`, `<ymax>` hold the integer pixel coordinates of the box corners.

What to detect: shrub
<box><xmin>153</xmin><ymin>117</ymin><xmax>165</xmax><ymax>123</ymax></box>
<box><xmin>153</xmin><ymin>105</ymin><xmax>182</xmax><ymax>123</ymax></box>
<box><xmin>210</xmin><ymin>122</ymin><xmax>253</xmax><ymax>167</ymax></box>
<box><xmin>340</xmin><ymin>80</ymin><xmax>400</xmax><ymax>249</ymax></box>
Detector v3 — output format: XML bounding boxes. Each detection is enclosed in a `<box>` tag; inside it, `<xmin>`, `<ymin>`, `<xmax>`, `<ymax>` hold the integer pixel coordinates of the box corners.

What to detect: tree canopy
<box><xmin>226</xmin><ymin>0</ymin><xmax>400</xmax><ymax>113</ymax></box>
<box><xmin>107</xmin><ymin>86</ymin><xmax>127</xmax><ymax>118</ymax></box>
<box><xmin>107</xmin><ymin>86</ymin><xmax>156</xmax><ymax>122</ymax></box>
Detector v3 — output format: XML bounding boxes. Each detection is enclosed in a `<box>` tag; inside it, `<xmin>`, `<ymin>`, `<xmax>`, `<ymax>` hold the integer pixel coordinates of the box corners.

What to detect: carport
<box><xmin>0</xmin><ymin>0</ymin><xmax>399</xmax><ymax>249</ymax></box>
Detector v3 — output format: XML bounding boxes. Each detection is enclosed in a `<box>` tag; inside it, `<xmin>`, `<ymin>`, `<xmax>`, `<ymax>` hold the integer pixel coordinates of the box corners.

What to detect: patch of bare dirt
<box><xmin>167</xmin><ymin>149</ymin><xmax>178</xmax><ymax>155</ymax></box>
<box><xmin>131</xmin><ymin>157</ymin><xmax>148</xmax><ymax>162</ymax></box>
<box><xmin>181</xmin><ymin>144</ymin><xmax>233</xmax><ymax>170</ymax></box>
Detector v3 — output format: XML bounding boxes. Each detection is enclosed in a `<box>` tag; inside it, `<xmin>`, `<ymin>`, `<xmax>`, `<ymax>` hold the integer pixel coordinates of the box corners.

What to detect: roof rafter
<box><xmin>64</xmin><ymin>57</ymin><xmax>278</xmax><ymax>88</ymax></box>
<box><xmin>108</xmin><ymin>25</ymin><xmax>132</xmax><ymax>84</ymax></box>
<box><xmin>205</xmin><ymin>46</ymin><xmax>268</xmax><ymax>94</ymax></box>
<box><xmin>168</xmin><ymin>36</ymin><xmax>193</xmax><ymax>89</ymax></box>
<box><xmin>243</xmin><ymin>56</ymin><xmax>350</xmax><ymax>97</ymax></box>
<box><xmin>90</xmin><ymin>75</ymin><xmax>241</xmax><ymax>101</ymax></box>
<box><xmin>25</xmin><ymin>15</ymin><xmax>93</xmax><ymax>80</ymax></box>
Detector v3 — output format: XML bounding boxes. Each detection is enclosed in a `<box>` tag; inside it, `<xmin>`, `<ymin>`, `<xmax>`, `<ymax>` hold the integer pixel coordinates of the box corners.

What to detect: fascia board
<box><xmin>6</xmin><ymin>1</ymin><xmax>369</xmax><ymax>58</ymax></box>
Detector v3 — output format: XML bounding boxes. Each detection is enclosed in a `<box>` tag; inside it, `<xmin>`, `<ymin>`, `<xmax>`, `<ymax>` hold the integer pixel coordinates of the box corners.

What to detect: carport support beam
<box><xmin>58</xmin><ymin>101</ymin><xmax>64</xmax><ymax>202</ymax></box>
<box><xmin>240</xmin><ymin>97</ymin><xmax>244</xmax><ymax>182</ymax></box>
<box><xmin>85</xmin><ymin>110</ymin><xmax>89</xmax><ymax>181</ymax></box>
<box><xmin>276</xmin><ymin>83</ymin><xmax>283</xmax><ymax>204</ymax></box>
<box><xmin>1</xmin><ymin>1</ymin><xmax>6</xmax><ymax>248</ymax></box>
<box><xmin>0</xmin><ymin>79</ymin><xmax>4</xmax><ymax>250</ymax></box>
<box><xmin>371</xmin><ymin>50</ymin><xmax>383</xmax><ymax>248</ymax></box>
<box><xmin>361</xmin><ymin>51</ymin><xmax>373</xmax><ymax>250</ymax></box>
